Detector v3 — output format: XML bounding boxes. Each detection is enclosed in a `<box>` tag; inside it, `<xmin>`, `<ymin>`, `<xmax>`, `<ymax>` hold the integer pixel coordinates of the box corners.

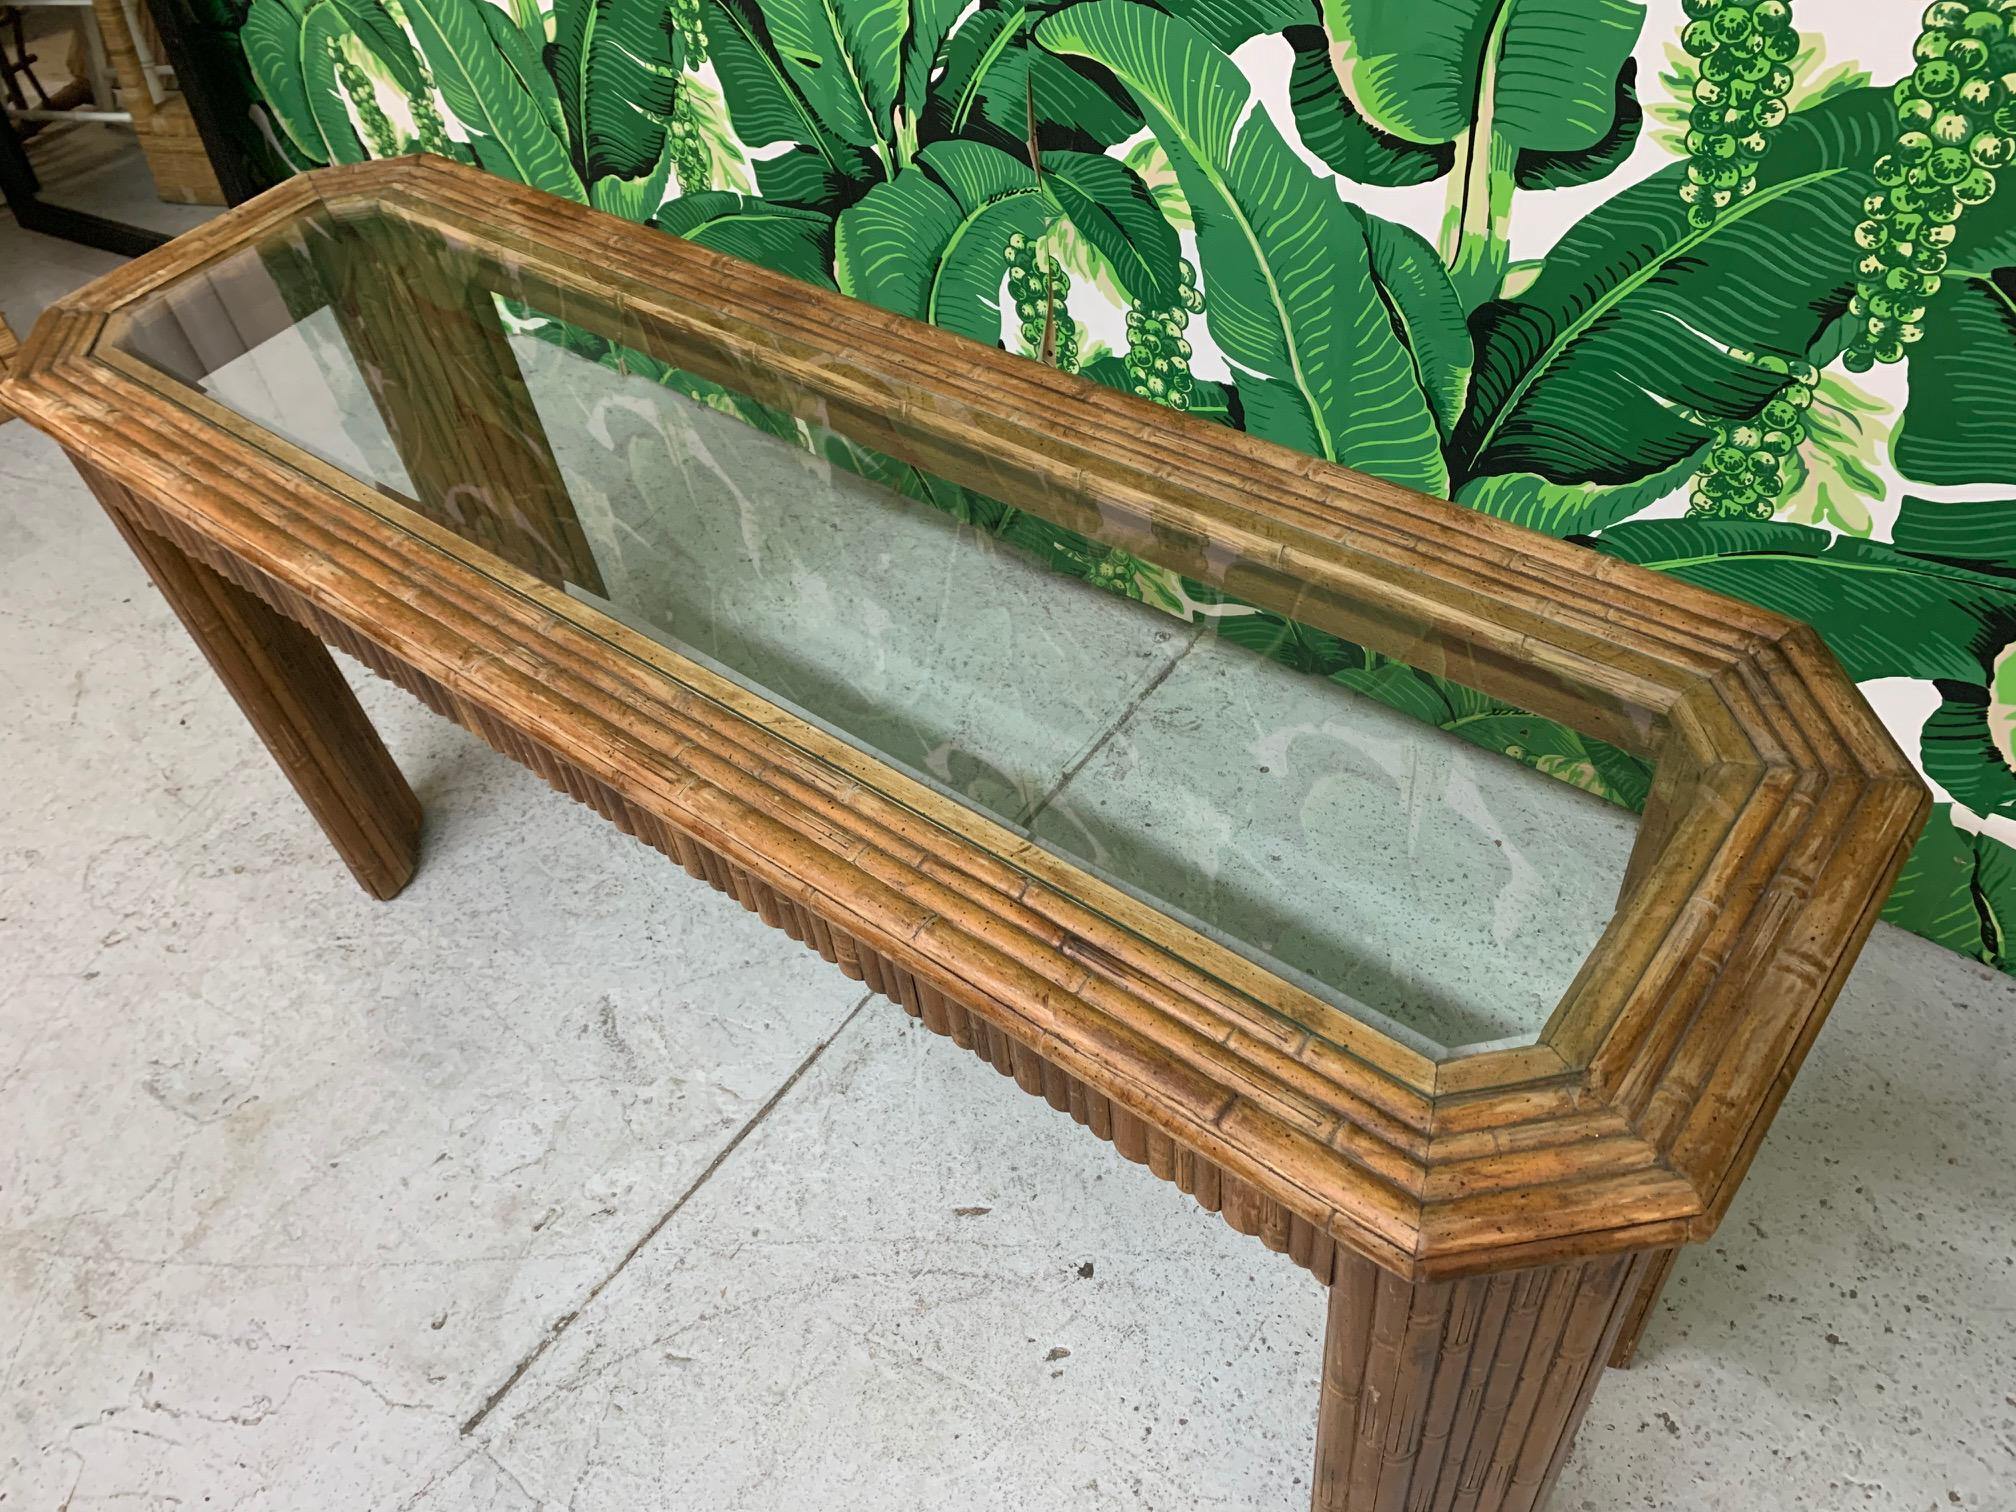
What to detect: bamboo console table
<box><xmin>3</xmin><ymin>157</ymin><xmax>1929</xmax><ymax>1511</ymax></box>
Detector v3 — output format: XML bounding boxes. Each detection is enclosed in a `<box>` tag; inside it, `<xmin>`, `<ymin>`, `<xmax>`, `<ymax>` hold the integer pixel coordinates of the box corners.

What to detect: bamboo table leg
<box><xmin>302</xmin><ymin>217</ymin><xmax>609</xmax><ymax>596</ymax></box>
<box><xmin>82</xmin><ymin>462</ymin><xmax>422</xmax><ymax>899</ymax></box>
<box><xmin>1606</xmin><ymin>1247</ymin><xmax>1679</xmax><ymax>1369</ymax></box>
<box><xmin>1312</xmin><ymin>1250</ymin><xmax>1652</xmax><ymax>1512</ymax></box>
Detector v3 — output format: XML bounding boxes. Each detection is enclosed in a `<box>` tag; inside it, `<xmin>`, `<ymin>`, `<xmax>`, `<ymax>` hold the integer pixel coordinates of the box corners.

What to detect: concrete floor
<box><xmin>5</xmin><ymin>217</ymin><xmax>2015</xmax><ymax>1511</ymax></box>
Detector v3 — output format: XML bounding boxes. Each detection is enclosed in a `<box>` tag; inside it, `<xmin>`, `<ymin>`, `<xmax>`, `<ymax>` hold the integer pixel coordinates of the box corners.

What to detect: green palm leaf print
<box><xmin>757</xmin><ymin>0</ymin><xmax>959</xmax><ymax>169</ymax></box>
<box><xmin>1352</xmin><ymin>205</ymin><xmax>1471</xmax><ymax>441</ymax></box>
<box><xmin>914</xmin><ymin>1</ymin><xmax>1142</xmax><ymax>159</ymax></box>
<box><xmin>242</xmin><ymin>0</ymin><xmax>324</xmax><ymax>162</ymax></box>
<box><xmin>654</xmin><ymin>192</ymin><xmax>839</xmax><ymax>287</ymax></box>
<box><xmin>404</xmin><ymin>0</ymin><xmax>587</xmax><ymax>199</ymax></box>
<box><xmin>835</xmin><ymin>140</ymin><xmax>1050</xmax><ymax>344</ymax></box>
<box><xmin>300</xmin><ymin>2</ymin><xmax>370</xmax><ymax>163</ymax></box>
<box><xmin>1041</xmin><ymin>151</ymin><xmax>1182</xmax><ymax>305</ymax></box>
<box><xmin>1038</xmin><ymin>0</ymin><xmax>1446</xmax><ymax>494</ymax></box>
<box><xmin>1883</xmin><ymin>806</ymin><xmax>2016</xmax><ymax>969</ymax></box>
<box><xmin>1328</xmin><ymin>0</ymin><xmax>1644</xmax><ymax>151</ymax></box>
<box><xmin>1895</xmin><ymin>270</ymin><xmax>2016</xmax><ymax>489</ymax></box>
<box><xmin>1454</xmin><ymin>88</ymin><xmax>1896</xmax><ymax>489</ymax></box>
<box><xmin>1591</xmin><ymin>515</ymin><xmax>2016</xmax><ymax>685</ymax></box>
<box><xmin>1323</xmin><ymin>0</ymin><xmax>1647</xmax><ymax>302</ymax></box>
<box><xmin>546</xmin><ymin>0</ymin><xmax>682</xmax><ymax>183</ymax></box>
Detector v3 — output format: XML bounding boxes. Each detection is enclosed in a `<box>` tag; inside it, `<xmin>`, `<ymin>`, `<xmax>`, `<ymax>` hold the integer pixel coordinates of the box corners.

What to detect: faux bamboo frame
<box><xmin>3</xmin><ymin>157</ymin><xmax>1929</xmax><ymax>1511</ymax></box>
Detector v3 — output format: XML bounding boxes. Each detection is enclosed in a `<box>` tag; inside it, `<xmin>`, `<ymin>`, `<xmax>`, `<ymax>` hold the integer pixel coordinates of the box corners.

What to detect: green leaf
<box><xmin>591</xmin><ymin>136</ymin><xmax>677</xmax><ymax>218</ymax></box>
<box><xmin>481</xmin><ymin>1</ymin><xmax>569</xmax><ymax>147</ymax></box>
<box><xmin>918</xmin><ymin>4</ymin><xmax>1026</xmax><ymax>145</ymax></box>
<box><xmin>334</xmin><ymin>0</ymin><xmax>424</xmax><ymax>94</ymax></box>
<box><xmin>1038</xmin><ymin>1</ymin><xmax>1446</xmax><ymax>495</ymax></box>
<box><xmin>1042</xmin><ymin>151</ymin><xmax>1180</xmax><ymax>305</ymax></box>
<box><xmin>1512</xmin><ymin>58</ymin><xmax>1641</xmax><ymax>190</ymax></box>
<box><xmin>1777</xmin><ymin>372</ymin><xmax>1887</xmax><ymax>536</ymax></box>
<box><xmin>834</xmin><ymin>139</ymin><xmax>1049</xmax><ymax>344</ymax></box>
<box><xmin>1893</xmin><ymin>496</ymin><xmax>2016</xmax><ymax>569</ymax></box>
<box><xmin>1922</xmin><ymin>676</ymin><xmax>2016</xmax><ymax>820</ymax></box>
<box><xmin>1439</xmin><ymin>709</ymin><xmax>1651</xmax><ymax>807</ymax></box>
<box><xmin>751</xmin><ymin>148</ymin><xmax>869</xmax><ymax>208</ymax></box>
<box><xmin>1954</xmin><ymin>192</ymin><xmax>2016</xmax><ymax>270</ymax></box>
<box><xmin>300</xmin><ymin>3</ymin><xmax>370</xmax><ymax>164</ymax></box>
<box><xmin>1881</xmin><ymin>805</ymin><xmax>2016</xmax><ymax>968</ymax></box>
<box><xmin>1330</xmin><ymin>657</ymin><xmax>1459</xmax><ymax>724</ymax></box>
<box><xmin>703</xmin><ymin>0</ymin><xmax>833</xmax><ymax>147</ymax></box>
<box><xmin>1325</xmin><ymin>0</ymin><xmax>1645</xmax><ymax>154</ymax></box>
<box><xmin>1590</xmin><ymin>516</ymin><xmax>2016</xmax><ymax>683</ymax></box>
<box><xmin>546</xmin><ymin>0</ymin><xmax>680</xmax><ymax>183</ymax></box>
<box><xmin>1351</xmin><ymin>205</ymin><xmax>1470</xmax><ymax>440</ymax></box>
<box><xmin>1457</xmin><ymin>448</ymin><xmax>1702</xmax><ymax>536</ymax></box>
<box><xmin>918</xmin><ymin>2</ymin><xmax>1143</xmax><ymax>156</ymax></box>
<box><xmin>757</xmin><ymin>0</ymin><xmax>913</xmax><ymax>160</ymax></box>
<box><xmin>1453</xmin><ymin>88</ymin><xmax>1896</xmax><ymax>488</ymax></box>
<box><xmin>1894</xmin><ymin>270</ymin><xmax>2016</xmax><ymax>490</ymax></box>
<box><xmin>1323</xmin><ymin>0</ymin><xmax>1646</xmax><ymax>303</ymax></box>
<box><xmin>404</xmin><ymin>0</ymin><xmax>587</xmax><ymax>200</ymax></box>
<box><xmin>899</xmin><ymin>0</ymin><xmax>967</xmax><ymax>133</ymax></box>
<box><xmin>687</xmin><ymin>72</ymin><xmax>756</xmax><ymax>193</ymax></box>
<box><xmin>1149</xmin><ymin>0</ymin><xmax>1310</xmax><ymax>53</ymax></box>
<box><xmin>701</xmin><ymin>0</ymin><xmax>879</xmax><ymax>207</ymax></box>
<box><xmin>1212</xmin><ymin>609</ymin><xmax>1360</xmax><ymax>675</ymax></box>
<box><xmin>243</xmin><ymin>0</ymin><xmax>326</xmax><ymax>163</ymax></box>
<box><xmin>653</xmin><ymin>192</ymin><xmax>838</xmax><ymax>288</ymax></box>
<box><xmin>1121</xmin><ymin>136</ymin><xmax>1191</xmax><ymax>230</ymax></box>
<box><xmin>1286</xmin><ymin>25</ymin><xmax>1638</xmax><ymax>193</ymax></box>
<box><xmin>1284</xmin><ymin>24</ymin><xmax>1448</xmax><ymax>187</ymax></box>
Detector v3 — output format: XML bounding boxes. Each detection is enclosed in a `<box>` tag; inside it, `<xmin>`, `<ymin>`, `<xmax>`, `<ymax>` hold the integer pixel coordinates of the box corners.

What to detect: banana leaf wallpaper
<box><xmin>207</xmin><ymin>0</ymin><xmax>2016</xmax><ymax>974</ymax></box>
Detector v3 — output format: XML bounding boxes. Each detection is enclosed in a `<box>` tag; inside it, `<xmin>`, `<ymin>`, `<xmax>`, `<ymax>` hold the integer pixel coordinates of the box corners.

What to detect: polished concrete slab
<box><xmin>5</xmin><ymin>213</ymin><xmax>2013</xmax><ymax>1512</ymax></box>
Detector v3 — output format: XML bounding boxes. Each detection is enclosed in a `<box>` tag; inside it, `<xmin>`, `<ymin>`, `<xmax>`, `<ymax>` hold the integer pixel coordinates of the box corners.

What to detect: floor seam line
<box><xmin>458</xmin><ymin>990</ymin><xmax>873</xmax><ymax>1437</ymax></box>
<box><xmin>1015</xmin><ymin>621</ymin><xmax>1207</xmax><ymax>829</ymax></box>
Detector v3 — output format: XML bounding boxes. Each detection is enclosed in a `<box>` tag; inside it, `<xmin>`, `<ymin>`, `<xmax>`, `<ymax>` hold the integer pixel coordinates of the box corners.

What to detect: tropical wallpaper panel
<box><xmin>213</xmin><ymin>0</ymin><xmax>2016</xmax><ymax>974</ymax></box>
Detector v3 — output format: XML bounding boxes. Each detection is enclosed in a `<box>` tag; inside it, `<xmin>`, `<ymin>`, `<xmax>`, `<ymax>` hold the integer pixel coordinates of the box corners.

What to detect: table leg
<box><xmin>86</xmin><ymin>464</ymin><xmax>422</xmax><ymax>900</ymax></box>
<box><xmin>1311</xmin><ymin>1250</ymin><xmax>1650</xmax><ymax>1512</ymax></box>
<box><xmin>298</xmin><ymin>218</ymin><xmax>609</xmax><ymax>596</ymax></box>
<box><xmin>1605</xmin><ymin>1246</ymin><xmax>1678</xmax><ymax>1369</ymax></box>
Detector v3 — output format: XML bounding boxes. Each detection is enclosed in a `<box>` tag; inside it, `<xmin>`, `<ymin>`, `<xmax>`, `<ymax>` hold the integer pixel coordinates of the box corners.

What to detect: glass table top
<box><xmin>106</xmin><ymin>203</ymin><xmax>1642</xmax><ymax>1061</ymax></box>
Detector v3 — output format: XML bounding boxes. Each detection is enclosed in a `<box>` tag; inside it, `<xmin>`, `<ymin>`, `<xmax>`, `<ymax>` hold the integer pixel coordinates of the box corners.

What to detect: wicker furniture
<box><xmin>0</xmin><ymin>312</ymin><xmax>16</xmax><ymax>417</ymax></box>
<box><xmin>1</xmin><ymin>157</ymin><xmax>1929</xmax><ymax>1511</ymax></box>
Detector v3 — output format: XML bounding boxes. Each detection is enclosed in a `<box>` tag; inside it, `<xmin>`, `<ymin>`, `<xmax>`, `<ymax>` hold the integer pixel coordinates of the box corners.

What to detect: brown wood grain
<box><xmin>1606</xmin><ymin>1246</ymin><xmax>1680</xmax><ymax>1370</ymax></box>
<box><xmin>1312</xmin><ymin>1251</ymin><xmax>1650</xmax><ymax>1511</ymax></box>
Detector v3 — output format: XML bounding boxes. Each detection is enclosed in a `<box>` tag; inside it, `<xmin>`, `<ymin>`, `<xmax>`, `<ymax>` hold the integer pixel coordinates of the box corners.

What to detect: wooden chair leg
<box><xmin>1312</xmin><ymin>1250</ymin><xmax>1652</xmax><ymax>1512</ymax></box>
<box><xmin>83</xmin><ymin>463</ymin><xmax>422</xmax><ymax>899</ymax></box>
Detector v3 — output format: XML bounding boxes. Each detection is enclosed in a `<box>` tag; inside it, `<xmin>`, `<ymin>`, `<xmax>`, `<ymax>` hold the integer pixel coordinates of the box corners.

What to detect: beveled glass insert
<box><xmin>107</xmin><ymin>203</ymin><xmax>1642</xmax><ymax>1060</ymax></box>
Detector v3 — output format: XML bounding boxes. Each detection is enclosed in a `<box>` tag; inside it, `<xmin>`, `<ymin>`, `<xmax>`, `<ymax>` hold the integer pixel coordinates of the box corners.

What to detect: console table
<box><xmin>1</xmin><ymin>155</ymin><xmax>1929</xmax><ymax>1510</ymax></box>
